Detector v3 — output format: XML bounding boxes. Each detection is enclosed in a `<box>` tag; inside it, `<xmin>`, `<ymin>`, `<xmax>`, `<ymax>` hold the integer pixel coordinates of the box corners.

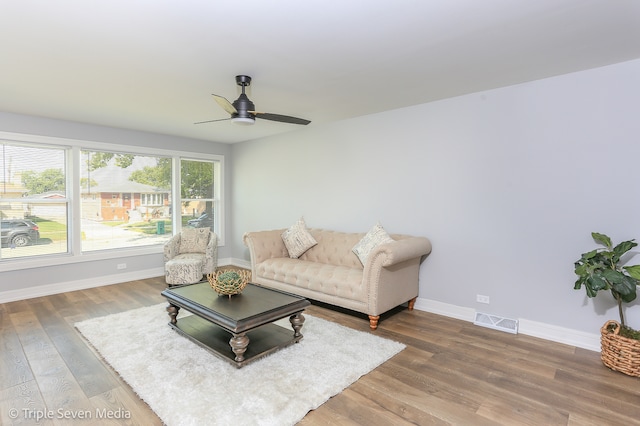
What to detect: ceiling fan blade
<box><xmin>212</xmin><ymin>94</ymin><xmax>237</xmax><ymax>115</ymax></box>
<box><xmin>254</xmin><ymin>112</ymin><xmax>311</xmax><ymax>125</ymax></box>
<box><xmin>194</xmin><ymin>117</ymin><xmax>231</xmax><ymax>125</ymax></box>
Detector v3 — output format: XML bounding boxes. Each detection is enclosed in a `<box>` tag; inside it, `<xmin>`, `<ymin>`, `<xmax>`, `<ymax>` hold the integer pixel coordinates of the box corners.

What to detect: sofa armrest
<box><xmin>363</xmin><ymin>236</ymin><xmax>432</xmax><ymax>317</ymax></box>
<box><xmin>369</xmin><ymin>236</ymin><xmax>432</xmax><ymax>268</ymax></box>
<box><xmin>243</xmin><ymin>229</ymin><xmax>289</xmax><ymax>265</ymax></box>
<box><xmin>163</xmin><ymin>233</ymin><xmax>181</xmax><ymax>262</ymax></box>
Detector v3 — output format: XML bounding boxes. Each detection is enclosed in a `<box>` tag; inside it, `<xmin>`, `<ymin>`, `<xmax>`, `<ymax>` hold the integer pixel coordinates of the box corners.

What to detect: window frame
<box><xmin>0</xmin><ymin>131</ymin><xmax>224</xmax><ymax>273</ymax></box>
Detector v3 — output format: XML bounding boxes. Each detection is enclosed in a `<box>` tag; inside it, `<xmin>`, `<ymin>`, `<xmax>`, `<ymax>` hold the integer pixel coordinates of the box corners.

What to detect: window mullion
<box><xmin>172</xmin><ymin>157</ymin><xmax>181</xmax><ymax>234</ymax></box>
<box><xmin>70</xmin><ymin>147</ymin><xmax>82</xmax><ymax>255</ymax></box>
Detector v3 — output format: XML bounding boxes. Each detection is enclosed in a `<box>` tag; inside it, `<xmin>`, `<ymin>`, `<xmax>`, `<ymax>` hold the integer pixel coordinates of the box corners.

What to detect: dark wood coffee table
<box><xmin>161</xmin><ymin>282</ymin><xmax>310</xmax><ymax>368</ymax></box>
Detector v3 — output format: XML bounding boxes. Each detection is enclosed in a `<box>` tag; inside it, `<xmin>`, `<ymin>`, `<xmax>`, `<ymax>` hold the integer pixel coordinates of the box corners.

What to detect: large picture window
<box><xmin>0</xmin><ymin>135</ymin><xmax>222</xmax><ymax>267</ymax></box>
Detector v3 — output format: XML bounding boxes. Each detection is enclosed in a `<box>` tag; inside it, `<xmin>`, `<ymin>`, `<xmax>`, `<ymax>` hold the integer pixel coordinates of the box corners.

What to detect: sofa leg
<box><xmin>368</xmin><ymin>315</ymin><xmax>380</xmax><ymax>330</ymax></box>
<box><xmin>408</xmin><ymin>297</ymin><xmax>417</xmax><ymax>311</ymax></box>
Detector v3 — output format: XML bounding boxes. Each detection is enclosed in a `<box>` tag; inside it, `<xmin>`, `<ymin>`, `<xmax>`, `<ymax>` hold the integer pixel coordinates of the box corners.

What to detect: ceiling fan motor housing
<box><xmin>232</xmin><ymin>94</ymin><xmax>255</xmax><ymax>119</ymax></box>
<box><xmin>233</xmin><ymin>75</ymin><xmax>255</xmax><ymax>120</ymax></box>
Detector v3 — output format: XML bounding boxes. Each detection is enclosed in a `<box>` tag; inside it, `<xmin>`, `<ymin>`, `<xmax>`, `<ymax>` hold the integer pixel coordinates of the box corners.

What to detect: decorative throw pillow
<box><xmin>281</xmin><ymin>217</ymin><xmax>317</xmax><ymax>258</ymax></box>
<box><xmin>352</xmin><ymin>223</ymin><xmax>394</xmax><ymax>265</ymax></box>
<box><xmin>179</xmin><ymin>227</ymin><xmax>210</xmax><ymax>254</ymax></box>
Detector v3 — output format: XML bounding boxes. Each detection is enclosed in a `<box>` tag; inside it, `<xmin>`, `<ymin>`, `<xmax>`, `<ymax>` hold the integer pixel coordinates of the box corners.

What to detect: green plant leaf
<box><xmin>592</xmin><ymin>232</ymin><xmax>612</xmax><ymax>249</ymax></box>
<box><xmin>581</xmin><ymin>249</ymin><xmax>598</xmax><ymax>261</ymax></box>
<box><xmin>623</xmin><ymin>265</ymin><xmax>640</xmax><ymax>280</ymax></box>
<box><xmin>586</xmin><ymin>274</ymin><xmax>608</xmax><ymax>296</ymax></box>
<box><xmin>574</xmin><ymin>262</ymin><xmax>588</xmax><ymax>276</ymax></box>
<box><xmin>616</xmin><ymin>275</ymin><xmax>638</xmax><ymax>303</ymax></box>
<box><xmin>573</xmin><ymin>279</ymin><xmax>583</xmax><ymax>290</ymax></box>
<box><xmin>601</xmin><ymin>268</ymin><xmax>624</xmax><ymax>282</ymax></box>
<box><xmin>613</xmin><ymin>240</ymin><xmax>637</xmax><ymax>259</ymax></box>
<box><xmin>600</xmin><ymin>250</ymin><xmax>615</xmax><ymax>263</ymax></box>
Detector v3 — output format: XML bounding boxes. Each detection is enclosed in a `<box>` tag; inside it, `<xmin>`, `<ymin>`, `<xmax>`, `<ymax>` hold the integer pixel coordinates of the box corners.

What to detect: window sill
<box><xmin>0</xmin><ymin>245</ymin><xmax>164</xmax><ymax>273</ymax></box>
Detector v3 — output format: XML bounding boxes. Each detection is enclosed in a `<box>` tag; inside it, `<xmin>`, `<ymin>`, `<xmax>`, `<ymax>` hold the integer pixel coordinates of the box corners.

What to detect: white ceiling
<box><xmin>2</xmin><ymin>1</ymin><xmax>640</xmax><ymax>144</ymax></box>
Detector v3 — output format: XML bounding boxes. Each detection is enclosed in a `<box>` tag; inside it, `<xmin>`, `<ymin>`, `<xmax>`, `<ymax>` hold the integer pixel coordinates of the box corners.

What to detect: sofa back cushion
<box><xmin>298</xmin><ymin>229</ymin><xmax>366</xmax><ymax>269</ymax></box>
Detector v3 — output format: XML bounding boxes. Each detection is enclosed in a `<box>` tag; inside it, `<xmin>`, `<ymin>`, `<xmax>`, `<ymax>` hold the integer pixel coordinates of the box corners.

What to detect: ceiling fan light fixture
<box><xmin>231</xmin><ymin>116</ymin><xmax>255</xmax><ymax>125</ymax></box>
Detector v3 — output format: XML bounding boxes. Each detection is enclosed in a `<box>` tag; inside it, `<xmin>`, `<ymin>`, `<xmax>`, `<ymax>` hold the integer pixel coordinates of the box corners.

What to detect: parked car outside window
<box><xmin>1</xmin><ymin>219</ymin><xmax>41</xmax><ymax>247</ymax></box>
<box><xmin>187</xmin><ymin>213</ymin><xmax>213</xmax><ymax>228</ymax></box>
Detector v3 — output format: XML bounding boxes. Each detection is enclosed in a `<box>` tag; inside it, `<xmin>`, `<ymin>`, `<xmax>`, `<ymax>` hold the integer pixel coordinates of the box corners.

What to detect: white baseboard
<box><xmin>222</xmin><ymin>257</ymin><xmax>251</xmax><ymax>269</ymax></box>
<box><xmin>215</xmin><ymin>265</ymin><xmax>602</xmax><ymax>353</ymax></box>
<box><xmin>1</xmin><ymin>266</ymin><xmax>600</xmax><ymax>353</ymax></box>
<box><xmin>414</xmin><ymin>297</ymin><xmax>476</xmax><ymax>322</ymax></box>
<box><xmin>0</xmin><ymin>260</ymin><xmax>249</xmax><ymax>304</ymax></box>
<box><xmin>0</xmin><ymin>267</ymin><xmax>164</xmax><ymax>304</ymax></box>
<box><xmin>414</xmin><ymin>296</ymin><xmax>600</xmax><ymax>352</ymax></box>
<box><xmin>216</xmin><ymin>267</ymin><xmax>601</xmax><ymax>351</ymax></box>
<box><xmin>518</xmin><ymin>318</ymin><xmax>600</xmax><ymax>352</ymax></box>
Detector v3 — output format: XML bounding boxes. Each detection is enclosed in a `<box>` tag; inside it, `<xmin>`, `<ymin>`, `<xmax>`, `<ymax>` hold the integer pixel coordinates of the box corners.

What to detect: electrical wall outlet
<box><xmin>117</xmin><ymin>263</ymin><xmax>127</xmax><ymax>270</ymax></box>
<box><xmin>476</xmin><ymin>294</ymin><xmax>490</xmax><ymax>304</ymax></box>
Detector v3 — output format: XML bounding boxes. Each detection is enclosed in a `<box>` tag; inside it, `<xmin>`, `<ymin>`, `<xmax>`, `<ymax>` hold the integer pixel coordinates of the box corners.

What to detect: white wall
<box><xmin>231</xmin><ymin>59</ymin><xmax>640</xmax><ymax>345</ymax></box>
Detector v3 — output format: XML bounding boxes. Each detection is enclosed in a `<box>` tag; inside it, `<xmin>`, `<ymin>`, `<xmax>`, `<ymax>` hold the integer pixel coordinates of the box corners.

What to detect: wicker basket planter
<box><xmin>600</xmin><ymin>320</ymin><xmax>640</xmax><ymax>377</ymax></box>
<box><xmin>208</xmin><ymin>269</ymin><xmax>251</xmax><ymax>298</ymax></box>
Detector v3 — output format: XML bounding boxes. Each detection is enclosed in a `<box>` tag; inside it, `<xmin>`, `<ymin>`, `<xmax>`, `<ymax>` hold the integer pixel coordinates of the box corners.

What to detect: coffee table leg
<box><xmin>230</xmin><ymin>333</ymin><xmax>250</xmax><ymax>363</ymax></box>
<box><xmin>166</xmin><ymin>303</ymin><xmax>180</xmax><ymax>325</ymax></box>
<box><xmin>289</xmin><ymin>312</ymin><xmax>306</xmax><ymax>339</ymax></box>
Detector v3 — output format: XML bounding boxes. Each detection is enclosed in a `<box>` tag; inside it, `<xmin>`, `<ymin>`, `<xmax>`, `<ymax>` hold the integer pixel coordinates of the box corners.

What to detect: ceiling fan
<box><xmin>195</xmin><ymin>75</ymin><xmax>311</xmax><ymax>126</ymax></box>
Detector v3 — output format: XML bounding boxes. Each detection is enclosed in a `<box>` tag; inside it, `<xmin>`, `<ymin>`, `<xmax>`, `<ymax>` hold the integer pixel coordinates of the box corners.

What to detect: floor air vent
<box><xmin>474</xmin><ymin>312</ymin><xmax>518</xmax><ymax>334</ymax></box>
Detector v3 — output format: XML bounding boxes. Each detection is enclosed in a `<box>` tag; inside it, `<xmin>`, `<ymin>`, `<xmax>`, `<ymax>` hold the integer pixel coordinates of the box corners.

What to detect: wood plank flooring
<box><xmin>1</xmin><ymin>275</ymin><xmax>639</xmax><ymax>425</ymax></box>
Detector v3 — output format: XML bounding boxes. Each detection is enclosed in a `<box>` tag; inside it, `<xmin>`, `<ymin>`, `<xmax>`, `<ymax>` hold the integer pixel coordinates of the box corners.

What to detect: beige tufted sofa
<box><xmin>243</xmin><ymin>228</ymin><xmax>432</xmax><ymax>329</ymax></box>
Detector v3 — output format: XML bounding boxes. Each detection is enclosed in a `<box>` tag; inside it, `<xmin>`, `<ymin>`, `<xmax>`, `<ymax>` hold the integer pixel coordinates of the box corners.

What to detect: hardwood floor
<box><xmin>1</xmin><ymin>276</ymin><xmax>639</xmax><ymax>425</ymax></box>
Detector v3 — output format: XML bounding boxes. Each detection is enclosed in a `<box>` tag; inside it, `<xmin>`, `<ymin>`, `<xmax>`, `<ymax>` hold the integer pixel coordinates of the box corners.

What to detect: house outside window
<box><xmin>80</xmin><ymin>150</ymin><xmax>173</xmax><ymax>252</ymax></box>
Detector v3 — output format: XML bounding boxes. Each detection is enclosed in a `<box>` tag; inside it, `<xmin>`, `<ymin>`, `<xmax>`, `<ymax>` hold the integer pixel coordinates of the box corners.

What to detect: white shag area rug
<box><xmin>75</xmin><ymin>304</ymin><xmax>405</xmax><ymax>426</ymax></box>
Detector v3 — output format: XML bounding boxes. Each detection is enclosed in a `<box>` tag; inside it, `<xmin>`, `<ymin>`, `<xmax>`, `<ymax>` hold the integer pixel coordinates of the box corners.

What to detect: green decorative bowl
<box><xmin>208</xmin><ymin>269</ymin><xmax>251</xmax><ymax>298</ymax></box>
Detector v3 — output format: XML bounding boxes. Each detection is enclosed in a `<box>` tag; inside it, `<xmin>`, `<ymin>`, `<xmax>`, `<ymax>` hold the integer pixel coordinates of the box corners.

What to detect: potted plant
<box><xmin>574</xmin><ymin>232</ymin><xmax>640</xmax><ymax>376</ymax></box>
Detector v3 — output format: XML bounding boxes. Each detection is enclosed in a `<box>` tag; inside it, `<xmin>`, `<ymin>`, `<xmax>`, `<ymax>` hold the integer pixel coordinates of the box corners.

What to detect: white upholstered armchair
<box><xmin>164</xmin><ymin>228</ymin><xmax>218</xmax><ymax>285</ymax></box>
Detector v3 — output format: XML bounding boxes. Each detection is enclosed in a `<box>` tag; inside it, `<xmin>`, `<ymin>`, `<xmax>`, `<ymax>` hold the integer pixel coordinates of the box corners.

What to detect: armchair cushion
<box><xmin>179</xmin><ymin>228</ymin><xmax>210</xmax><ymax>254</ymax></box>
<box><xmin>165</xmin><ymin>253</ymin><xmax>205</xmax><ymax>284</ymax></box>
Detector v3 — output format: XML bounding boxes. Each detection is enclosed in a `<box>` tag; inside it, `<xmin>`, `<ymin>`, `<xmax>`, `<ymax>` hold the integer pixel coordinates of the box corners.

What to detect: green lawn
<box><xmin>123</xmin><ymin>220</ymin><xmax>173</xmax><ymax>235</ymax></box>
<box><xmin>32</xmin><ymin>218</ymin><xmax>67</xmax><ymax>242</ymax></box>
<box><xmin>31</xmin><ymin>217</ymin><xmax>185</xmax><ymax>240</ymax></box>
